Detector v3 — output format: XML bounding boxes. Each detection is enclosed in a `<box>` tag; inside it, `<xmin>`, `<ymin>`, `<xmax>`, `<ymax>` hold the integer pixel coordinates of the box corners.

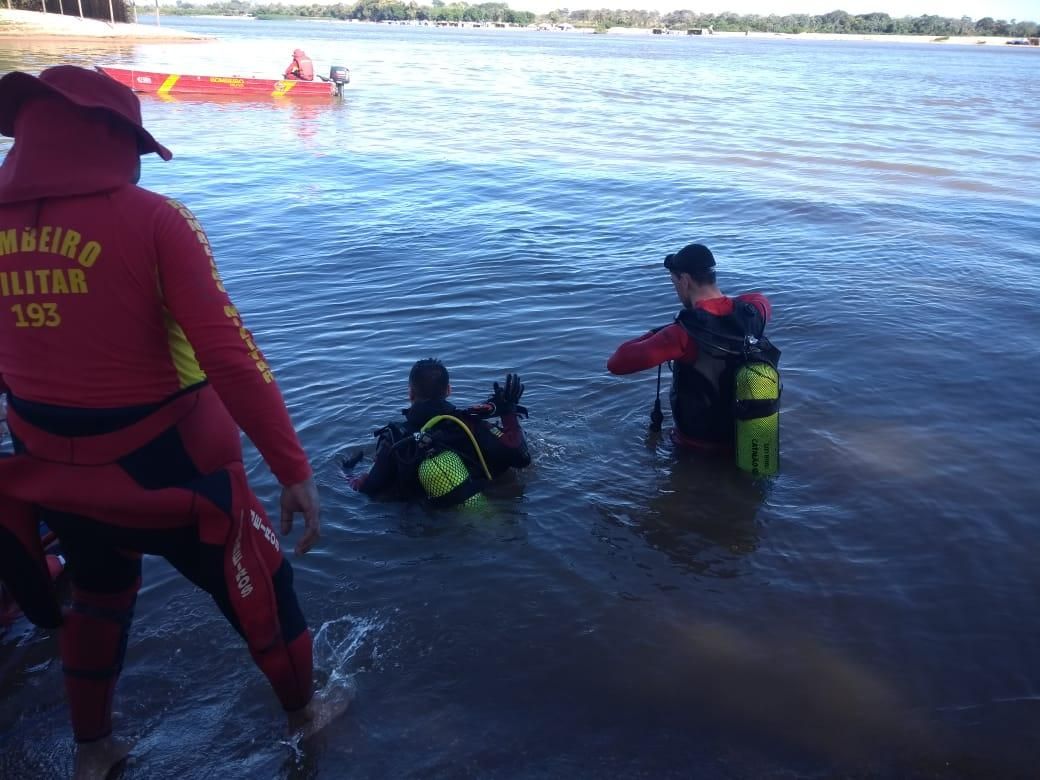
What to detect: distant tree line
<box><xmin>553</xmin><ymin>7</ymin><xmax>1038</xmax><ymax>35</ymax></box>
<box><xmin>651</xmin><ymin>9</ymin><xmax>1039</xmax><ymax>36</ymax></box>
<box><xmin>161</xmin><ymin>0</ymin><xmax>536</xmax><ymax>24</ymax></box>
<box><xmin>155</xmin><ymin>1</ymin><xmax>1039</xmax><ymax>36</ymax></box>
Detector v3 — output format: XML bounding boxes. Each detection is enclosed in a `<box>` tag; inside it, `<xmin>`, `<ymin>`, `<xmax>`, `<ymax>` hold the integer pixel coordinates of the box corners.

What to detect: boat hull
<box><xmin>97</xmin><ymin>66</ymin><xmax>336</xmax><ymax>98</ymax></box>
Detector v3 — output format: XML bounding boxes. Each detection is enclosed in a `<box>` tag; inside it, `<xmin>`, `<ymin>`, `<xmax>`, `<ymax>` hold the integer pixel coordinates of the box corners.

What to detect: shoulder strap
<box><xmin>677</xmin><ymin>302</ymin><xmax>780</xmax><ymax>367</ymax></box>
<box><xmin>676</xmin><ymin>306</ymin><xmax>749</xmax><ymax>358</ymax></box>
<box><xmin>373</xmin><ymin>421</ymin><xmax>410</xmax><ymax>448</ymax></box>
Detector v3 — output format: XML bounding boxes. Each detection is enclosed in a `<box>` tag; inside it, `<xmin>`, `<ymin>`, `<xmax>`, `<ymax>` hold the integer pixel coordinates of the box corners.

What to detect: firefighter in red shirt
<box><xmin>284</xmin><ymin>48</ymin><xmax>315</xmax><ymax>81</ymax></box>
<box><xmin>607</xmin><ymin>243</ymin><xmax>773</xmax><ymax>451</ymax></box>
<box><xmin>0</xmin><ymin>66</ymin><xmax>344</xmax><ymax>779</ymax></box>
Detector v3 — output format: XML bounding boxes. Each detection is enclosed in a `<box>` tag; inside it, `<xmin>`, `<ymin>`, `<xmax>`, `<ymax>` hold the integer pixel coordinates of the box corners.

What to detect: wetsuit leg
<box><xmin>45</xmin><ymin>512</ymin><xmax>141</xmax><ymax>743</ymax></box>
<box><xmin>116</xmin><ymin>407</ymin><xmax>313</xmax><ymax>711</ymax></box>
<box><xmin>191</xmin><ymin>466</ymin><xmax>313</xmax><ymax>712</ymax></box>
<box><xmin>162</xmin><ymin>480</ymin><xmax>313</xmax><ymax>712</ymax></box>
<box><xmin>7</xmin><ymin>389</ymin><xmax>314</xmax><ymax>720</ymax></box>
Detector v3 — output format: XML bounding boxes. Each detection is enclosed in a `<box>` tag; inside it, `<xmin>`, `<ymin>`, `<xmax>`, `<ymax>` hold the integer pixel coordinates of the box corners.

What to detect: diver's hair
<box><xmin>685</xmin><ymin>267</ymin><xmax>717</xmax><ymax>286</ymax></box>
<box><xmin>409</xmin><ymin>358</ymin><xmax>450</xmax><ymax>401</ymax></box>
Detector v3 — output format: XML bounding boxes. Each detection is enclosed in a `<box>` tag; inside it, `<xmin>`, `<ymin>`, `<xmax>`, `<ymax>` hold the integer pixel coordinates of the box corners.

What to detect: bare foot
<box><xmin>287</xmin><ymin>681</ymin><xmax>355</xmax><ymax>740</ymax></box>
<box><xmin>72</xmin><ymin>736</ymin><xmax>134</xmax><ymax>780</ymax></box>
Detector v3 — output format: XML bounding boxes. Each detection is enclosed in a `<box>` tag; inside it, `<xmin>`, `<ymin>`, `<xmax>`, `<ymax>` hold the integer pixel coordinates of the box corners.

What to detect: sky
<box><xmin>509</xmin><ymin>0</ymin><xmax>1037</xmax><ymax>19</ymax></box>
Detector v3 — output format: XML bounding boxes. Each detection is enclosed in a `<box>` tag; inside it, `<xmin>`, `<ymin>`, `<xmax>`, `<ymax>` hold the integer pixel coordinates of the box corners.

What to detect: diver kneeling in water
<box><xmin>345</xmin><ymin>359</ymin><xmax>531</xmax><ymax>507</ymax></box>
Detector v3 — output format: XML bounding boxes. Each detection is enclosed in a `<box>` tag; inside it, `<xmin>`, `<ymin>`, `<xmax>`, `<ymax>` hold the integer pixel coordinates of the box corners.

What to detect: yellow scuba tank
<box><xmin>416</xmin><ymin>415</ymin><xmax>491</xmax><ymax>508</ymax></box>
<box><xmin>418</xmin><ymin>450</ymin><xmax>486</xmax><ymax>508</ymax></box>
<box><xmin>734</xmin><ymin>361</ymin><xmax>780</xmax><ymax>477</ymax></box>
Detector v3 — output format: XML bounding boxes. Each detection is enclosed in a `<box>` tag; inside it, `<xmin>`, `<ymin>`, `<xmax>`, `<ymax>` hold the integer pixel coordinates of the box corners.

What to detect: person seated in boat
<box><xmin>284</xmin><ymin>49</ymin><xmax>315</xmax><ymax>81</ymax></box>
<box><xmin>344</xmin><ymin>359</ymin><xmax>531</xmax><ymax>508</ymax></box>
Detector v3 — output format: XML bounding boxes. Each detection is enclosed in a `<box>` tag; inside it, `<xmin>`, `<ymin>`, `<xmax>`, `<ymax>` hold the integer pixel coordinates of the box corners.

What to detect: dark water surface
<box><xmin>2</xmin><ymin>19</ymin><xmax>1039</xmax><ymax>779</ymax></box>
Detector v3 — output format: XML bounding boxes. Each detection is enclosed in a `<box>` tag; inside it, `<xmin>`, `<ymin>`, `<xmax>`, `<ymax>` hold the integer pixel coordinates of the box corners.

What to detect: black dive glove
<box><xmin>481</xmin><ymin>373</ymin><xmax>528</xmax><ymax>418</ymax></box>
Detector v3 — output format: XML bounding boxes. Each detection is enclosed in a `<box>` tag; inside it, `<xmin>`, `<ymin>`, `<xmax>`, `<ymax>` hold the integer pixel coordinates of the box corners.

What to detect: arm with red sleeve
<box><xmin>474</xmin><ymin>412</ymin><xmax>530</xmax><ymax>474</ymax></box>
<box><xmin>154</xmin><ymin>199</ymin><xmax>312</xmax><ymax>486</ymax></box>
<box><xmin>606</xmin><ymin>323</ymin><xmax>692</xmax><ymax>375</ymax></box>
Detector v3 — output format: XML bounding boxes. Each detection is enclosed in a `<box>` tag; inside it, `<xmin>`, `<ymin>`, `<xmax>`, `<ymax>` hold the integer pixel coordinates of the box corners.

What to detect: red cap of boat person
<box><xmin>0</xmin><ymin>64</ymin><xmax>172</xmax><ymax>161</ymax></box>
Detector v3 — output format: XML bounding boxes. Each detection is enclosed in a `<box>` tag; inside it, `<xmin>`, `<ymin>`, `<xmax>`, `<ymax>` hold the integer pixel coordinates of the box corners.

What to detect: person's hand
<box><xmin>341</xmin><ymin>450</ymin><xmax>363</xmax><ymax>472</ymax></box>
<box><xmin>280</xmin><ymin>476</ymin><xmax>320</xmax><ymax>555</ymax></box>
<box><xmin>486</xmin><ymin>373</ymin><xmax>527</xmax><ymax>418</ymax></box>
<box><xmin>346</xmin><ymin>474</ymin><xmax>365</xmax><ymax>492</ymax></box>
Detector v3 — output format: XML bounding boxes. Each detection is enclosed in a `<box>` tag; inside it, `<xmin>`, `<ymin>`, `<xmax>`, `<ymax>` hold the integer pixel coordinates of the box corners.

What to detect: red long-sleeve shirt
<box><xmin>607</xmin><ymin>293</ymin><xmax>771</xmax><ymax>374</ymax></box>
<box><xmin>0</xmin><ymin>96</ymin><xmax>310</xmax><ymax>485</ymax></box>
<box><xmin>283</xmin><ymin>50</ymin><xmax>314</xmax><ymax>81</ymax></box>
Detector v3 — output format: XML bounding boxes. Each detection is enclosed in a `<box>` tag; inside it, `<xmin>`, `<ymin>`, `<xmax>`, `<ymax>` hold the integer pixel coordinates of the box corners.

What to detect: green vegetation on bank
<box><xmin>152</xmin><ymin>0</ymin><xmax>1040</xmax><ymax>36</ymax></box>
<box><xmin>162</xmin><ymin>0</ymin><xmax>535</xmax><ymax>24</ymax></box>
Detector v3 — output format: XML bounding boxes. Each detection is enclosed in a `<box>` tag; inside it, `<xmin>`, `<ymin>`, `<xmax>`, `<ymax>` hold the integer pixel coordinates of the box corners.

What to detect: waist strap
<box><xmin>7</xmin><ymin>389</ymin><xmax>204</xmax><ymax>466</ymax></box>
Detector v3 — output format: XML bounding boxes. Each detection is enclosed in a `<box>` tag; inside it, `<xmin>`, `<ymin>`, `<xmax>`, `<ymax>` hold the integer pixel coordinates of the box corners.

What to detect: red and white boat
<box><xmin>96</xmin><ymin>65</ymin><xmax>350</xmax><ymax>99</ymax></box>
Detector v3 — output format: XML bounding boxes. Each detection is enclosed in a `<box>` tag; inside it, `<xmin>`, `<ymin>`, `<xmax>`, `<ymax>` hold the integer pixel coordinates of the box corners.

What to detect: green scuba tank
<box><xmin>734</xmin><ymin>361</ymin><xmax>780</xmax><ymax>477</ymax></box>
<box><xmin>417</xmin><ymin>450</ymin><xmax>486</xmax><ymax>508</ymax></box>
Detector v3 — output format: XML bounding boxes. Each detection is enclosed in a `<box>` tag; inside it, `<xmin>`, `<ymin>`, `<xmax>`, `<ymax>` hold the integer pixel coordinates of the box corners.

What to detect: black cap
<box><xmin>664</xmin><ymin>243</ymin><xmax>715</xmax><ymax>275</ymax></box>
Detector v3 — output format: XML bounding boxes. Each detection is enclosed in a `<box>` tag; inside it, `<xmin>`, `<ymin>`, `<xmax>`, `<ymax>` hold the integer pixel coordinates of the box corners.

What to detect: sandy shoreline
<box><xmin>0</xmin><ymin>8</ymin><xmax>210</xmax><ymax>41</ymax></box>
<box><xmin>627</xmin><ymin>29</ymin><xmax>1035</xmax><ymax>46</ymax></box>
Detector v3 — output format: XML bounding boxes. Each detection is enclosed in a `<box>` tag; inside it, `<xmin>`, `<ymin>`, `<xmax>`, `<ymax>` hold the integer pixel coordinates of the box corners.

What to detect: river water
<box><xmin>1</xmin><ymin>18</ymin><xmax>1039</xmax><ymax>779</ymax></box>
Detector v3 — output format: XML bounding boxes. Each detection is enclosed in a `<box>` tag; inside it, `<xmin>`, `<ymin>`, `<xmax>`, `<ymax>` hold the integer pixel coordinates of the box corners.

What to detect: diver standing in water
<box><xmin>607</xmin><ymin>243</ymin><xmax>782</xmax><ymax>474</ymax></box>
<box><xmin>346</xmin><ymin>359</ymin><xmax>531</xmax><ymax>507</ymax></box>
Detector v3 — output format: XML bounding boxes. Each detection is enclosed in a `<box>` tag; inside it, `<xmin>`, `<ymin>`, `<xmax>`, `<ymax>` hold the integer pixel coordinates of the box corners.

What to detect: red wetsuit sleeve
<box><xmin>481</xmin><ymin>414</ymin><xmax>530</xmax><ymax>470</ymax></box>
<box><xmin>284</xmin><ymin>59</ymin><xmax>297</xmax><ymax>78</ymax></box>
<box><xmin>496</xmin><ymin>414</ymin><xmax>525</xmax><ymax>450</ymax></box>
<box><xmin>607</xmin><ymin>323</ymin><xmax>692</xmax><ymax>375</ymax></box>
<box><xmin>155</xmin><ymin>200</ymin><xmax>312</xmax><ymax>486</ymax></box>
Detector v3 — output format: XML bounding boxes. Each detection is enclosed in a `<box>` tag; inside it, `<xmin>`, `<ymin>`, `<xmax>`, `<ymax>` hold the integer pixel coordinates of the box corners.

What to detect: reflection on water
<box><xmin>0</xmin><ymin>40</ymin><xmax>140</xmax><ymax>69</ymax></box>
<box><xmin>605</xmin><ymin>619</ymin><xmax>936</xmax><ymax>764</ymax></box>
<box><xmin>600</xmin><ymin>440</ymin><xmax>766</xmax><ymax>578</ymax></box>
<box><xmin>2</xmin><ymin>18</ymin><xmax>1040</xmax><ymax>779</ymax></box>
<box><xmin>145</xmin><ymin>92</ymin><xmax>330</xmax><ymax>142</ymax></box>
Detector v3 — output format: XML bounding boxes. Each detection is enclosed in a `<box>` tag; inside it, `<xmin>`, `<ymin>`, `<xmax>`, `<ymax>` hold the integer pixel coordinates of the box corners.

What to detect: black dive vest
<box><xmin>669</xmin><ymin>300</ymin><xmax>780</xmax><ymax>443</ymax></box>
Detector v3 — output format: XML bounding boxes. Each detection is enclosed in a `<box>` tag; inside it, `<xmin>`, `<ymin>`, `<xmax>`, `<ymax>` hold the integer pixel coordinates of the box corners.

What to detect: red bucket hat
<box><xmin>0</xmin><ymin>64</ymin><xmax>172</xmax><ymax>161</ymax></box>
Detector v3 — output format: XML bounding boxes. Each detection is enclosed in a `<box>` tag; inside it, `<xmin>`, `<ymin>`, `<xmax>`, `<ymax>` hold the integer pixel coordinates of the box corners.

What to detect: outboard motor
<box><xmin>329</xmin><ymin>65</ymin><xmax>350</xmax><ymax>97</ymax></box>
